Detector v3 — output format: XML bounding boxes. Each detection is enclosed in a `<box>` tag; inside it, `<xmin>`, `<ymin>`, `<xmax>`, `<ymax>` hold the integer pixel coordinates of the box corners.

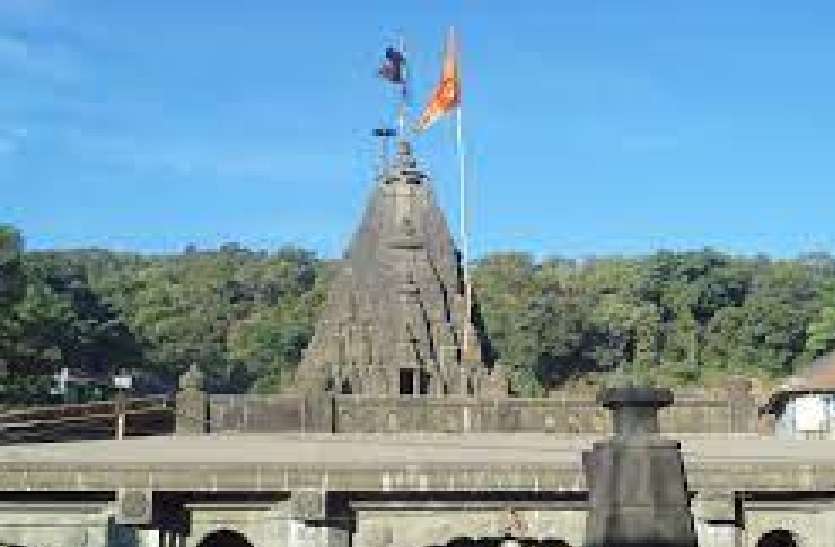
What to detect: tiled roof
<box><xmin>802</xmin><ymin>351</ymin><xmax>835</xmax><ymax>389</ymax></box>
<box><xmin>762</xmin><ymin>352</ymin><xmax>835</xmax><ymax>413</ymax></box>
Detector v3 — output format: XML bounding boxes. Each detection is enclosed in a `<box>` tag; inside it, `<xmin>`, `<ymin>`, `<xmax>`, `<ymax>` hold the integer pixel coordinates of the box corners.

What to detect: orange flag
<box><xmin>416</xmin><ymin>28</ymin><xmax>460</xmax><ymax>132</ymax></box>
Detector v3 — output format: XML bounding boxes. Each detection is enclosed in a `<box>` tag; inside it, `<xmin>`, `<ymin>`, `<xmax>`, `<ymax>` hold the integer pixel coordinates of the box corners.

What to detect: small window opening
<box><xmin>419</xmin><ymin>371</ymin><xmax>431</xmax><ymax>395</ymax></box>
<box><xmin>399</xmin><ymin>368</ymin><xmax>414</xmax><ymax>395</ymax></box>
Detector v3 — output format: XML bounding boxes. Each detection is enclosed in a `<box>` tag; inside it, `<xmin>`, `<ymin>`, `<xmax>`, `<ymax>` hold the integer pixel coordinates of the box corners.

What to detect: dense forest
<box><xmin>2</xmin><ymin>224</ymin><xmax>835</xmax><ymax>404</ymax></box>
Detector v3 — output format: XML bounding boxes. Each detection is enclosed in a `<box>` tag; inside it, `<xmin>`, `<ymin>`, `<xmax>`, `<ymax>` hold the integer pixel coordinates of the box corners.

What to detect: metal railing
<box><xmin>0</xmin><ymin>396</ymin><xmax>175</xmax><ymax>445</ymax></box>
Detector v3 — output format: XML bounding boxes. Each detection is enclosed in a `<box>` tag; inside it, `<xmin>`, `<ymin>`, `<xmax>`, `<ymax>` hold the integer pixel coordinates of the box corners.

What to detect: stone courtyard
<box><xmin>1</xmin><ymin>432</ymin><xmax>835</xmax><ymax>546</ymax></box>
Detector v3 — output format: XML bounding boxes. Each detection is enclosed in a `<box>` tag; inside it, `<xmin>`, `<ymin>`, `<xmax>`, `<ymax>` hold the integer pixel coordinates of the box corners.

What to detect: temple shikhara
<box><xmin>294</xmin><ymin>140</ymin><xmax>507</xmax><ymax>398</ymax></box>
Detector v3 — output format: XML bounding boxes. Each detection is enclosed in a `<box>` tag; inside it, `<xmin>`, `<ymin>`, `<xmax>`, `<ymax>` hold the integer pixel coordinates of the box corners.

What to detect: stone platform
<box><xmin>0</xmin><ymin>433</ymin><xmax>833</xmax><ymax>546</ymax></box>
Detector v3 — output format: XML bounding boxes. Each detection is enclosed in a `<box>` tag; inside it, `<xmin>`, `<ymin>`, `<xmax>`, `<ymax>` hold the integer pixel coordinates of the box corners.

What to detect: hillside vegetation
<box><xmin>2</xmin><ymin>224</ymin><xmax>834</xmax><ymax>403</ymax></box>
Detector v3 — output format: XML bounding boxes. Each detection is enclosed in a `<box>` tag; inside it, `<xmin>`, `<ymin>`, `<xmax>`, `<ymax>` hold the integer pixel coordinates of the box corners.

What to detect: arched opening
<box><xmin>196</xmin><ymin>529</ymin><xmax>254</xmax><ymax>547</ymax></box>
<box><xmin>756</xmin><ymin>529</ymin><xmax>798</xmax><ymax>547</ymax></box>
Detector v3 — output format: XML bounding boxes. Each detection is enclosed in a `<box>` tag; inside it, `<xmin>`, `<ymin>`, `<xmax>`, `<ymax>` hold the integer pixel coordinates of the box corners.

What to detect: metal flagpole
<box><xmin>456</xmin><ymin>104</ymin><xmax>471</xmax><ymax>350</ymax></box>
<box><xmin>398</xmin><ymin>35</ymin><xmax>407</xmax><ymax>139</ymax></box>
<box><xmin>450</xmin><ymin>26</ymin><xmax>471</xmax><ymax>354</ymax></box>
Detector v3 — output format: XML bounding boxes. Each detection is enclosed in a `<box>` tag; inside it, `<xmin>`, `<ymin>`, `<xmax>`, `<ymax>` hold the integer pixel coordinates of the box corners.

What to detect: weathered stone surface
<box><xmin>179</xmin><ymin>363</ymin><xmax>204</xmax><ymax>392</ymax></box>
<box><xmin>291</xmin><ymin>490</ymin><xmax>326</xmax><ymax>521</ymax></box>
<box><xmin>208</xmin><ymin>393</ymin><xmax>306</xmax><ymax>433</ymax></box>
<box><xmin>0</xmin><ymin>502</ymin><xmax>112</xmax><ymax>547</ymax></box>
<box><xmin>294</xmin><ymin>141</ymin><xmax>498</xmax><ymax>400</ymax></box>
<box><xmin>176</xmin><ymin>389</ymin><xmax>207</xmax><ymax>435</ymax></box>
<box><xmin>115</xmin><ymin>488</ymin><xmax>152</xmax><ymax>525</ymax></box>
<box><xmin>583</xmin><ymin>388</ymin><xmax>698</xmax><ymax>547</ymax></box>
<box><xmin>188</xmin><ymin>504</ymin><xmax>289</xmax><ymax>547</ymax></box>
<box><xmin>176</xmin><ymin>363</ymin><xmax>208</xmax><ymax>435</ymax></box>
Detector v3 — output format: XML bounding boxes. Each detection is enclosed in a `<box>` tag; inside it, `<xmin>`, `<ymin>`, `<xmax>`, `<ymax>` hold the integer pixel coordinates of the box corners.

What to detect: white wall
<box><xmin>775</xmin><ymin>394</ymin><xmax>835</xmax><ymax>440</ymax></box>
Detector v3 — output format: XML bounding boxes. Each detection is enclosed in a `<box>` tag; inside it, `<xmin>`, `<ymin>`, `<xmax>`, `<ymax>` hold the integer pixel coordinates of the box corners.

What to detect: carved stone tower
<box><xmin>294</xmin><ymin>141</ymin><xmax>501</xmax><ymax>397</ymax></box>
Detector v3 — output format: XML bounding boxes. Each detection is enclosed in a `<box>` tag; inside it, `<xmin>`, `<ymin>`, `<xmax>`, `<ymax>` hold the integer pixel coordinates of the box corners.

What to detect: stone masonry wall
<box><xmin>332</xmin><ymin>396</ymin><xmax>611</xmax><ymax>434</ymax></box>
<box><xmin>208</xmin><ymin>394</ymin><xmax>306</xmax><ymax>433</ymax></box>
<box><xmin>180</xmin><ymin>388</ymin><xmax>761</xmax><ymax>436</ymax></box>
<box><xmin>330</xmin><ymin>392</ymin><xmax>759</xmax><ymax>435</ymax></box>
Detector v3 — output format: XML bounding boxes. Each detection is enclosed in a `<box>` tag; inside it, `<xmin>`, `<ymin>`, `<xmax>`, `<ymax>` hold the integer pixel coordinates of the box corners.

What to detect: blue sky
<box><xmin>2</xmin><ymin>1</ymin><xmax>834</xmax><ymax>259</ymax></box>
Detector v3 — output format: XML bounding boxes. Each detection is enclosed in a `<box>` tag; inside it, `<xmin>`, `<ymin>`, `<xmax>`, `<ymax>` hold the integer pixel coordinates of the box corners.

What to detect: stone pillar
<box><xmin>727</xmin><ymin>376</ymin><xmax>756</xmax><ymax>434</ymax></box>
<box><xmin>582</xmin><ymin>387</ymin><xmax>698</xmax><ymax>547</ymax></box>
<box><xmin>175</xmin><ymin>363</ymin><xmax>207</xmax><ymax>435</ymax></box>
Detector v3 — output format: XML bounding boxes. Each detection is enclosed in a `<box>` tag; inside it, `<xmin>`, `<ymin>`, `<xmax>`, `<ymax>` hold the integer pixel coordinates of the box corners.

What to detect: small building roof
<box><xmin>762</xmin><ymin>351</ymin><xmax>835</xmax><ymax>414</ymax></box>
<box><xmin>801</xmin><ymin>351</ymin><xmax>835</xmax><ymax>390</ymax></box>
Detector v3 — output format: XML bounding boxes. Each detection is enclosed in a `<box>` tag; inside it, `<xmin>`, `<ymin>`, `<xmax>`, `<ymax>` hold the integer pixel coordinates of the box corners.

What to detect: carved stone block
<box><xmin>176</xmin><ymin>389</ymin><xmax>207</xmax><ymax>435</ymax></box>
<box><xmin>291</xmin><ymin>489</ymin><xmax>326</xmax><ymax>521</ymax></box>
<box><xmin>115</xmin><ymin>488</ymin><xmax>152</xmax><ymax>526</ymax></box>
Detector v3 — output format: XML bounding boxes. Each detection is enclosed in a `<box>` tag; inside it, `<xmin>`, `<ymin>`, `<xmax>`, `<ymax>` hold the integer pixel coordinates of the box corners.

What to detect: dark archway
<box><xmin>196</xmin><ymin>529</ymin><xmax>254</xmax><ymax>547</ymax></box>
<box><xmin>756</xmin><ymin>529</ymin><xmax>798</xmax><ymax>547</ymax></box>
<box><xmin>440</xmin><ymin>538</ymin><xmax>572</xmax><ymax>547</ymax></box>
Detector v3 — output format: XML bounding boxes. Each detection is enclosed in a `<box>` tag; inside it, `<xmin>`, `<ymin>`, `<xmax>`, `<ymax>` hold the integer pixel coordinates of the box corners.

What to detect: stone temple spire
<box><xmin>294</xmin><ymin>140</ymin><xmax>501</xmax><ymax>397</ymax></box>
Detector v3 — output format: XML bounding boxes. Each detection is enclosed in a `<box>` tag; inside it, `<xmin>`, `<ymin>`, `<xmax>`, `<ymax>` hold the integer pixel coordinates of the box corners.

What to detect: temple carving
<box><xmin>294</xmin><ymin>141</ymin><xmax>507</xmax><ymax>397</ymax></box>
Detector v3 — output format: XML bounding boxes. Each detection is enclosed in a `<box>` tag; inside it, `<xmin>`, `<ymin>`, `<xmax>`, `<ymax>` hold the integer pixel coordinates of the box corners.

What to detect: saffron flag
<box><xmin>416</xmin><ymin>28</ymin><xmax>460</xmax><ymax>132</ymax></box>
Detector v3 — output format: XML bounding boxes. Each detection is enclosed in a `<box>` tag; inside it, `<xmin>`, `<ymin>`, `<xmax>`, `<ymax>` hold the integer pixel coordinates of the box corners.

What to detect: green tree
<box><xmin>702</xmin><ymin>261</ymin><xmax>819</xmax><ymax>377</ymax></box>
<box><xmin>471</xmin><ymin>253</ymin><xmax>538</xmax><ymax>393</ymax></box>
<box><xmin>630</xmin><ymin>302</ymin><xmax>662</xmax><ymax>382</ymax></box>
<box><xmin>806</xmin><ymin>279</ymin><xmax>835</xmax><ymax>358</ymax></box>
<box><xmin>0</xmin><ymin>226</ymin><xmax>24</xmax><ymax>311</ymax></box>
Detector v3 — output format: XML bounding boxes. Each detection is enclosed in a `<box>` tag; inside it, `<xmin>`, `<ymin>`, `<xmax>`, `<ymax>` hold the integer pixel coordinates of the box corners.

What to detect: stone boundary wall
<box><xmin>207</xmin><ymin>393</ymin><xmax>306</xmax><ymax>433</ymax></box>
<box><xmin>329</xmin><ymin>390</ymin><xmax>760</xmax><ymax>435</ymax></box>
<box><xmin>188</xmin><ymin>389</ymin><xmax>760</xmax><ymax>435</ymax></box>
<box><xmin>332</xmin><ymin>396</ymin><xmax>610</xmax><ymax>434</ymax></box>
<box><xmin>659</xmin><ymin>389</ymin><xmax>758</xmax><ymax>435</ymax></box>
